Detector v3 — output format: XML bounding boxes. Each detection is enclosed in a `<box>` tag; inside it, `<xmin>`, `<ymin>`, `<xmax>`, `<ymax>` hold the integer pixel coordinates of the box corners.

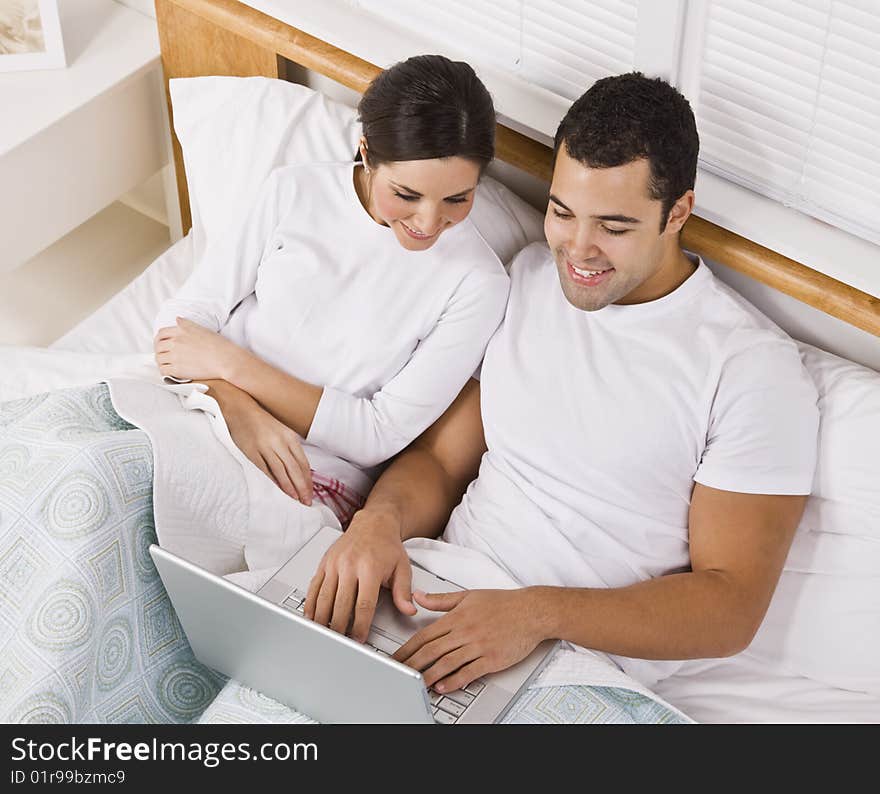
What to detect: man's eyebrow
<box><xmin>392</xmin><ymin>182</ymin><xmax>476</xmax><ymax>199</ymax></box>
<box><xmin>549</xmin><ymin>194</ymin><xmax>572</xmax><ymax>212</ymax></box>
<box><xmin>549</xmin><ymin>195</ymin><xmax>642</xmax><ymax>224</ymax></box>
<box><xmin>592</xmin><ymin>213</ymin><xmax>642</xmax><ymax>224</ymax></box>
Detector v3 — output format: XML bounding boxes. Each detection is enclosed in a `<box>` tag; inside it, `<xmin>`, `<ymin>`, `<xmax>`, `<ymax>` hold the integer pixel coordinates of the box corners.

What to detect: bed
<box><xmin>1</xmin><ymin>0</ymin><xmax>879</xmax><ymax>725</ymax></box>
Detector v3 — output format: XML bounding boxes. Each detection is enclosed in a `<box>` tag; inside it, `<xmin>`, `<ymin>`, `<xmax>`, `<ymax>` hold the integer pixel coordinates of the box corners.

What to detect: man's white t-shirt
<box><xmin>444</xmin><ymin>242</ymin><xmax>820</xmax><ymax>683</ymax></box>
<box><xmin>156</xmin><ymin>161</ymin><xmax>509</xmax><ymax>493</ymax></box>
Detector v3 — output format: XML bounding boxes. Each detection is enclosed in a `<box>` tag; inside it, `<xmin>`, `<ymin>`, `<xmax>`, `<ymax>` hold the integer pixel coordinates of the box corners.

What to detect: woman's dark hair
<box><xmin>357</xmin><ymin>54</ymin><xmax>495</xmax><ymax>171</ymax></box>
<box><xmin>554</xmin><ymin>72</ymin><xmax>699</xmax><ymax>231</ymax></box>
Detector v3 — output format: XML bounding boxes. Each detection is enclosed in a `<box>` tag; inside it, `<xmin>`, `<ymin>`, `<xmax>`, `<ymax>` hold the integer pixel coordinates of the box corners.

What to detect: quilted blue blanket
<box><xmin>0</xmin><ymin>384</ymin><xmax>225</xmax><ymax>722</ymax></box>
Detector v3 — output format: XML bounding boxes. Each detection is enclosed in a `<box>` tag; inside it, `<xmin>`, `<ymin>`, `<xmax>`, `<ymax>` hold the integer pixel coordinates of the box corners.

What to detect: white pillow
<box><xmin>751</xmin><ymin>343</ymin><xmax>880</xmax><ymax>696</ymax></box>
<box><xmin>795</xmin><ymin>342</ymin><xmax>880</xmax><ymax>550</ymax></box>
<box><xmin>169</xmin><ymin>75</ymin><xmax>545</xmax><ymax>266</ymax></box>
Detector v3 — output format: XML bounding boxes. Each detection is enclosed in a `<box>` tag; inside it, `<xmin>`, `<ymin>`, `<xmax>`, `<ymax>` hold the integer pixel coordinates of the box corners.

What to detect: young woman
<box><xmin>152</xmin><ymin>55</ymin><xmax>509</xmax><ymax>537</ymax></box>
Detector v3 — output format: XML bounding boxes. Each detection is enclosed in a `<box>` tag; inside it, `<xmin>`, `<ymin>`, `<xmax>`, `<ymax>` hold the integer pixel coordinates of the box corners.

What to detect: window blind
<box><xmin>355</xmin><ymin>0</ymin><xmax>638</xmax><ymax>100</ymax></box>
<box><xmin>692</xmin><ymin>0</ymin><xmax>880</xmax><ymax>245</ymax></box>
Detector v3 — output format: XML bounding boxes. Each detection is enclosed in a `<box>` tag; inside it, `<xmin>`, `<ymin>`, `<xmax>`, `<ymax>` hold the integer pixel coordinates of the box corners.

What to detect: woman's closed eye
<box><xmin>394</xmin><ymin>191</ymin><xmax>469</xmax><ymax>204</ymax></box>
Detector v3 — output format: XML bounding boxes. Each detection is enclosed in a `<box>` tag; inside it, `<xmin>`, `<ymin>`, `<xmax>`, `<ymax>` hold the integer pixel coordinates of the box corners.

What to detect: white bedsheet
<box><xmin>0</xmin><ymin>346</ymin><xmax>341</xmax><ymax>575</ymax></box>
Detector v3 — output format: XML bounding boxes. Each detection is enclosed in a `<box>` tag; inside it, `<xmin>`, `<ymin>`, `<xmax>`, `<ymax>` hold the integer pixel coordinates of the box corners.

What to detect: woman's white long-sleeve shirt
<box><xmin>155</xmin><ymin>161</ymin><xmax>509</xmax><ymax>490</ymax></box>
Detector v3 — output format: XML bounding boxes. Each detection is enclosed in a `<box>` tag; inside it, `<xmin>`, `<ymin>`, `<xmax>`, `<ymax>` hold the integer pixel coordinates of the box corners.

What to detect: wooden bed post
<box><xmin>155</xmin><ymin>0</ymin><xmax>285</xmax><ymax>235</ymax></box>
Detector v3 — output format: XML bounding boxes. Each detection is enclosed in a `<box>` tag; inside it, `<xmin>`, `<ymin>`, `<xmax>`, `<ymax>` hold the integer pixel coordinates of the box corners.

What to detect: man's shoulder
<box><xmin>506</xmin><ymin>241</ymin><xmax>553</xmax><ymax>283</ymax></box>
<box><xmin>693</xmin><ymin>262</ymin><xmax>801</xmax><ymax>357</ymax></box>
<box><xmin>510</xmin><ymin>240</ymin><xmax>552</xmax><ymax>266</ymax></box>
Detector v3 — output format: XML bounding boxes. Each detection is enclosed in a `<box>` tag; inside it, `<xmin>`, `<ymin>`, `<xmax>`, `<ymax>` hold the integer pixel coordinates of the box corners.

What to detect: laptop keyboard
<box><xmin>281</xmin><ymin>588</ymin><xmax>485</xmax><ymax>724</ymax></box>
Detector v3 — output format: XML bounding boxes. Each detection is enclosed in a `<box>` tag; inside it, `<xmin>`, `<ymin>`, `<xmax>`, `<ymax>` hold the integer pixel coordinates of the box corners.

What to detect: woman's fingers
<box><xmin>288</xmin><ymin>440</ymin><xmax>314</xmax><ymax>504</ymax></box>
<box><xmin>273</xmin><ymin>449</ymin><xmax>309</xmax><ymax>504</ymax></box>
<box><xmin>263</xmin><ymin>451</ymin><xmax>299</xmax><ymax>501</ymax></box>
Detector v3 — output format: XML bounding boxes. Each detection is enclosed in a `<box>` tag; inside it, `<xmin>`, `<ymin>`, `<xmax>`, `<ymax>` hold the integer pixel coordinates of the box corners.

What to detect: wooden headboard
<box><xmin>155</xmin><ymin>0</ymin><xmax>880</xmax><ymax>337</ymax></box>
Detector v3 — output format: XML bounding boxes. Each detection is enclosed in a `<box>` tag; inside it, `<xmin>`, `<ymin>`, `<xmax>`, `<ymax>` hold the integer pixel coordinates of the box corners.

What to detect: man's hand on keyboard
<box><xmin>304</xmin><ymin>508</ymin><xmax>417</xmax><ymax>642</ymax></box>
<box><xmin>392</xmin><ymin>588</ymin><xmax>545</xmax><ymax>695</ymax></box>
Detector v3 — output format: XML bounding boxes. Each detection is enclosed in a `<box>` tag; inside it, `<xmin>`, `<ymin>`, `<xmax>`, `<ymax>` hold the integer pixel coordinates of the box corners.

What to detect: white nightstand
<box><xmin>0</xmin><ymin>0</ymin><xmax>177</xmax><ymax>272</ymax></box>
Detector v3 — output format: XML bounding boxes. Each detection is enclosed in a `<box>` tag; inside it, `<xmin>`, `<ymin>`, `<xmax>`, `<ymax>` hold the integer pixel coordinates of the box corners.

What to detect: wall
<box><xmin>114</xmin><ymin>0</ymin><xmax>155</xmax><ymax>17</ymax></box>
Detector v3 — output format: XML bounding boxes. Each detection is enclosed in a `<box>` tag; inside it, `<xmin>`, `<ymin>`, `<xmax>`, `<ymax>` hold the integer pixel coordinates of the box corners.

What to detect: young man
<box><xmin>303</xmin><ymin>73</ymin><xmax>820</xmax><ymax>718</ymax></box>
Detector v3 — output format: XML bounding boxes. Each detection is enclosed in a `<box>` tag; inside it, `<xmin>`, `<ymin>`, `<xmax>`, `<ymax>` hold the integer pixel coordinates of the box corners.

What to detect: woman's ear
<box><xmin>359</xmin><ymin>138</ymin><xmax>371</xmax><ymax>172</ymax></box>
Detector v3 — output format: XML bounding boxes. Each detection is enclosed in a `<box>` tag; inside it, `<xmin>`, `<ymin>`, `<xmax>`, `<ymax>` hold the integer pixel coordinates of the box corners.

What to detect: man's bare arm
<box><xmin>305</xmin><ymin>377</ymin><xmax>487</xmax><ymax>640</ymax></box>
<box><xmin>395</xmin><ymin>485</ymin><xmax>807</xmax><ymax>692</ymax></box>
<box><xmin>541</xmin><ymin>485</ymin><xmax>806</xmax><ymax>658</ymax></box>
<box><xmin>363</xmin><ymin>377</ymin><xmax>487</xmax><ymax>541</ymax></box>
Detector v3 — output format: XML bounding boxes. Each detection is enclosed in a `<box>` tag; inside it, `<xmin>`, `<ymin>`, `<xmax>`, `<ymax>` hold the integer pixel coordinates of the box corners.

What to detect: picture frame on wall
<box><xmin>0</xmin><ymin>0</ymin><xmax>67</xmax><ymax>73</ymax></box>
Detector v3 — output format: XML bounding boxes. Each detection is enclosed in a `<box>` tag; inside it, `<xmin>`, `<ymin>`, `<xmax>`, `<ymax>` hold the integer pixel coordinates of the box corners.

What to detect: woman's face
<box><xmin>364</xmin><ymin>156</ymin><xmax>482</xmax><ymax>251</ymax></box>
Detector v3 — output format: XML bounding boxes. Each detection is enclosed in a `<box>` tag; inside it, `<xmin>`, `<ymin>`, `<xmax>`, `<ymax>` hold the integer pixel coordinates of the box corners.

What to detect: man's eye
<box><xmin>603</xmin><ymin>226</ymin><xmax>628</xmax><ymax>236</ymax></box>
<box><xmin>394</xmin><ymin>191</ymin><xmax>419</xmax><ymax>202</ymax></box>
<box><xmin>552</xmin><ymin>209</ymin><xmax>572</xmax><ymax>220</ymax></box>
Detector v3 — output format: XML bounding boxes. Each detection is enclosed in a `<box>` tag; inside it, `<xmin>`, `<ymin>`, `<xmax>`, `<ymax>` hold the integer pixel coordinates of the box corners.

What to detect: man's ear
<box><xmin>665</xmin><ymin>190</ymin><xmax>695</xmax><ymax>235</ymax></box>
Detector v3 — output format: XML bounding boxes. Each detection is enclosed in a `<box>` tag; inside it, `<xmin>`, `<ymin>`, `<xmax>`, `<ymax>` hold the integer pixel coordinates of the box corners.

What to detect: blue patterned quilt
<box><xmin>0</xmin><ymin>384</ymin><xmax>225</xmax><ymax>722</ymax></box>
<box><xmin>0</xmin><ymin>384</ymin><xmax>690</xmax><ymax>725</ymax></box>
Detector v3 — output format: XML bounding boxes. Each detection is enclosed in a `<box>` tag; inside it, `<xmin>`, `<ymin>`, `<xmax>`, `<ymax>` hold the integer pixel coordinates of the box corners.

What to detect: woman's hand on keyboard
<box><xmin>304</xmin><ymin>508</ymin><xmax>417</xmax><ymax>641</ymax></box>
<box><xmin>205</xmin><ymin>379</ymin><xmax>314</xmax><ymax>505</ymax></box>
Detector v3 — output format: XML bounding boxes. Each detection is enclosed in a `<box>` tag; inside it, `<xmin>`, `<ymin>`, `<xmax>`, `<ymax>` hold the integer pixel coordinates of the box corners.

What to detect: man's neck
<box><xmin>616</xmin><ymin>246</ymin><xmax>697</xmax><ymax>305</ymax></box>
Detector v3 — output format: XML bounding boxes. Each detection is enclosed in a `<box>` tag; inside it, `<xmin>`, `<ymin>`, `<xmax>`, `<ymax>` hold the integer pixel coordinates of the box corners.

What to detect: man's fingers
<box><xmin>396</xmin><ymin>631</ymin><xmax>461</xmax><ymax>675</ymax></box>
<box><xmin>393</xmin><ymin>623</ymin><xmax>452</xmax><ymax>666</ymax></box>
<box><xmin>391</xmin><ymin>561</ymin><xmax>416</xmax><ymax>616</ymax></box>
<box><xmin>312</xmin><ymin>570</ymin><xmax>338</xmax><ymax>627</ymax></box>
<box><xmin>350</xmin><ymin>577</ymin><xmax>381</xmax><ymax>643</ymax></box>
<box><xmin>421</xmin><ymin>645</ymin><xmax>480</xmax><ymax>690</ymax></box>
<box><xmin>303</xmin><ymin>567</ymin><xmax>325</xmax><ymax>621</ymax></box>
<box><xmin>412</xmin><ymin>590</ymin><xmax>467</xmax><ymax>613</ymax></box>
<box><xmin>434</xmin><ymin>658</ymin><xmax>490</xmax><ymax>695</ymax></box>
<box><xmin>329</xmin><ymin>579</ymin><xmax>357</xmax><ymax>636</ymax></box>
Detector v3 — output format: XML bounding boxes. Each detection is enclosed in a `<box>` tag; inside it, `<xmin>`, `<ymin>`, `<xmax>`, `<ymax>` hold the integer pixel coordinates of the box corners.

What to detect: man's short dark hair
<box><xmin>554</xmin><ymin>72</ymin><xmax>699</xmax><ymax>231</ymax></box>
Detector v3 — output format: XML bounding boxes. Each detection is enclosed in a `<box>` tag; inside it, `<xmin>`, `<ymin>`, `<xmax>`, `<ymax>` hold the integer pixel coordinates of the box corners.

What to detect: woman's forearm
<box><xmin>221</xmin><ymin>349</ymin><xmax>323</xmax><ymax>439</ymax></box>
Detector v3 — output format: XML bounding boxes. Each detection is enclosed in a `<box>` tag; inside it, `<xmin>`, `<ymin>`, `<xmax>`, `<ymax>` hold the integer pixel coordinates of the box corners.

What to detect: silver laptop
<box><xmin>150</xmin><ymin>526</ymin><xmax>558</xmax><ymax>724</ymax></box>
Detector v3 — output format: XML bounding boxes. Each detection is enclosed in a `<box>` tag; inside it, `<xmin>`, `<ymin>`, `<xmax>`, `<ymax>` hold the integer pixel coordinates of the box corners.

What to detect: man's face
<box><xmin>544</xmin><ymin>145</ymin><xmax>684</xmax><ymax>311</ymax></box>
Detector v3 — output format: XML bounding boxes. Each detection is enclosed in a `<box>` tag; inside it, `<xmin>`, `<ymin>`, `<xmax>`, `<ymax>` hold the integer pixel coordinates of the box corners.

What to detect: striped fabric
<box><xmin>311</xmin><ymin>472</ymin><xmax>365</xmax><ymax>528</ymax></box>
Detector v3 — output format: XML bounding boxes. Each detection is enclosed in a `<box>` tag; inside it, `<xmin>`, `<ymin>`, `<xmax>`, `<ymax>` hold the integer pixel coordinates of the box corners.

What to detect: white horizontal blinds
<box><xmin>356</xmin><ymin>1</ymin><xmax>521</xmax><ymax>71</ymax></box>
<box><xmin>521</xmin><ymin>1</ymin><xmax>638</xmax><ymax>99</ymax></box>
<box><xmin>355</xmin><ymin>1</ymin><xmax>638</xmax><ymax>99</ymax></box>
<box><xmin>694</xmin><ymin>0</ymin><xmax>880</xmax><ymax>245</ymax></box>
<box><xmin>806</xmin><ymin>2</ymin><xmax>880</xmax><ymax>242</ymax></box>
